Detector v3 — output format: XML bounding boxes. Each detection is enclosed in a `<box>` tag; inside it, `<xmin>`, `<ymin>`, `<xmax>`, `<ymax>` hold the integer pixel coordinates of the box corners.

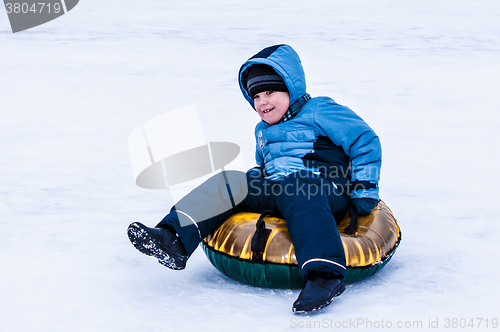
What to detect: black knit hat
<box><xmin>245</xmin><ymin>64</ymin><xmax>288</xmax><ymax>98</ymax></box>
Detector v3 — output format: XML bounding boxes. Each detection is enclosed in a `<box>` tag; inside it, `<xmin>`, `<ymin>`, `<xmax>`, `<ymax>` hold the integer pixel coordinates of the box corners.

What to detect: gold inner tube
<box><xmin>203</xmin><ymin>201</ymin><xmax>400</xmax><ymax>268</ymax></box>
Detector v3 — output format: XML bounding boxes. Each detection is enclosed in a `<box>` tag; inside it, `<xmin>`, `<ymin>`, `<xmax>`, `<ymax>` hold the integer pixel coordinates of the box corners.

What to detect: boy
<box><xmin>127</xmin><ymin>44</ymin><xmax>381</xmax><ymax>313</ymax></box>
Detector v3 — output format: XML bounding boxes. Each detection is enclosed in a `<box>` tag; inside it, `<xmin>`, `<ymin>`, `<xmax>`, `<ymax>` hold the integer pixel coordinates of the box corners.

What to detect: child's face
<box><xmin>253</xmin><ymin>91</ymin><xmax>290</xmax><ymax>125</ymax></box>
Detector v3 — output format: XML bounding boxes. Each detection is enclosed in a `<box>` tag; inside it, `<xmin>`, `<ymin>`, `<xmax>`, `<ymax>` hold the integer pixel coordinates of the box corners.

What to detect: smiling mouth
<box><xmin>262</xmin><ymin>107</ymin><xmax>274</xmax><ymax>114</ymax></box>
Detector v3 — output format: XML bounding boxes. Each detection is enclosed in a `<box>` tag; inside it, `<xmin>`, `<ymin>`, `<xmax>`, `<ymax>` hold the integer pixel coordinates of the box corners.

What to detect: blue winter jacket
<box><xmin>238</xmin><ymin>45</ymin><xmax>381</xmax><ymax>200</ymax></box>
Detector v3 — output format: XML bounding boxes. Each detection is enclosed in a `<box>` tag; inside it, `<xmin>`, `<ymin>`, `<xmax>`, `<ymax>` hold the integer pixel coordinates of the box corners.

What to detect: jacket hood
<box><xmin>239</xmin><ymin>45</ymin><xmax>307</xmax><ymax>109</ymax></box>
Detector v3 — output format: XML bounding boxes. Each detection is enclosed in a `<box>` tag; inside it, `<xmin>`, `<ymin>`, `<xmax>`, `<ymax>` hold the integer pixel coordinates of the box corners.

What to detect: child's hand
<box><xmin>351</xmin><ymin>198</ymin><xmax>378</xmax><ymax>216</ymax></box>
<box><xmin>246</xmin><ymin>167</ymin><xmax>263</xmax><ymax>177</ymax></box>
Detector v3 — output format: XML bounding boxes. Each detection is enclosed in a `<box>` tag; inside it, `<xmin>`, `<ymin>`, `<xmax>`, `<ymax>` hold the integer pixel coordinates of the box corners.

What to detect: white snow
<box><xmin>1</xmin><ymin>0</ymin><xmax>499</xmax><ymax>331</ymax></box>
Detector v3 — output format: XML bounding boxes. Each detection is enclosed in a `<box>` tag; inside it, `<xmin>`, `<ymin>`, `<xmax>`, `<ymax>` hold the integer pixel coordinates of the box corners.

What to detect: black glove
<box><xmin>350</xmin><ymin>198</ymin><xmax>378</xmax><ymax>216</ymax></box>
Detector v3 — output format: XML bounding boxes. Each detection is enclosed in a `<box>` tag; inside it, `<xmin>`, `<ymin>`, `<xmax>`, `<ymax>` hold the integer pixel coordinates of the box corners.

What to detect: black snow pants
<box><xmin>157</xmin><ymin>170</ymin><xmax>348</xmax><ymax>280</ymax></box>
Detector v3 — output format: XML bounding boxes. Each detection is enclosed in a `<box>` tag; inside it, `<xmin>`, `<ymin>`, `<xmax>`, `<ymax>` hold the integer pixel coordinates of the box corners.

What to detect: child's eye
<box><xmin>266</xmin><ymin>91</ymin><xmax>273</xmax><ymax>95</ymax></box>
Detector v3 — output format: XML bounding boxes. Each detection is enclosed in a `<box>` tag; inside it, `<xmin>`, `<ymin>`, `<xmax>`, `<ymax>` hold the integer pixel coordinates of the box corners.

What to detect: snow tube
<box><xmin>201</xmin><ymin>201</ymin><xmax>401</xmax><ymax>288</ymax></box>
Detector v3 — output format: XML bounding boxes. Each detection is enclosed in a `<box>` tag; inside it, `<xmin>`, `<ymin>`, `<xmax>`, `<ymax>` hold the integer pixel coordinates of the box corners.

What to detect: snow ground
<box><xmin>1</xmin><ymin>1</ymin><xmax>499</xmax><ymax>331</ymax></box>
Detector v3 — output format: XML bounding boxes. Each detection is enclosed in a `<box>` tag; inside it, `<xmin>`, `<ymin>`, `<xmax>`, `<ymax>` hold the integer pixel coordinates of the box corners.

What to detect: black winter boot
<box><xmin>292</xmin><ymin>270</ymin><xmax>346</xmax><ymax>313</ymax></box>
<box><xmin>127</xmin><ymin>222</ymin><xmax>188</xmax><ymax>270</ymax></box>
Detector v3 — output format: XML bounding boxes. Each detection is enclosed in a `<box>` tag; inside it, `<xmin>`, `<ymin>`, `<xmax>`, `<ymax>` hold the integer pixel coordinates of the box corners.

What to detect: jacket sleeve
<box><xmin>313</xmin><ymin>98</ymin><xmax>382</xmax><ymax>200</ymax></box>
<box><xmin>254</xmin><ymin>125</ymin><xmax>264</xmax><ymax>167</ymax></box>
<box><xmin>255</xmin><ymin>141</ymin><xmax>264</xmax><ymax>167</ymax></box>
<box><xmin>245</xmin><ymin>142</ymin><xmax>264</xmax><ymax>177</ymax></box>
<box><xmin>245</xmin><ymin>127</ymin><xmax>265</xmax><ymax>177</ymax></box>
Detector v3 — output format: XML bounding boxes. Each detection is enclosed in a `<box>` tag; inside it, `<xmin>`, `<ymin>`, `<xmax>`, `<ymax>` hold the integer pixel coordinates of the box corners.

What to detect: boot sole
<box><xmin>127</xmin><ymin>222</ymin><xmax>186</xmax><ymax>270</ymax></box>
<box><xmin>292</xmin><ymin>281</ymin><xmax>346</xmax><ymax>313</ymax></box>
